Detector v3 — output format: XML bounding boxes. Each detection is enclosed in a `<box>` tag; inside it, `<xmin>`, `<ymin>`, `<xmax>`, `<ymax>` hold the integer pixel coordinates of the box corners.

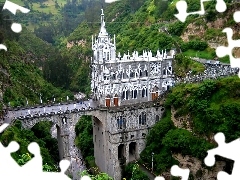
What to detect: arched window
<box><xmin>117</xmin><ymin>116</ymin><xmax>126</xmax><ymax>129</ymax></box>
<box><xmin>62</xmin><ymin>117</ymin><xmax>67</xmax><ymax>124</ymax></box>
<box><xmin>130</xmin><ymin>71</ymin><xmax>134</xmax><ymax>78</ymax></box>
<box><xmin>134</xmin><ymin>89</ymin><xmax>137</xmax><ymax>98</ymax></box>
<box><xmin>142</xmin><ymin>87</ymin><xmax>148</xmax><ymax>97</ymax></box>
<box><xmin>139</xmin><ymin>112</ymin><xmax>147</xmax><ymax>125</ymax></box>
<box><xmin>145</xmin><ymin>70</ymin><xmax>148</xmax><ymax>76</ymax></box>
<box><xmin>142</xmin><ymin>88</ymin><xmax>145</xmax><ymax>97</ymax></box>
<box><xmin>122</xmin><ymin>87</ymin><xmax>129</xmax><ymax>100</ymax></box>
<box><xmin>139</xmin><ymin>70</ymin><xmax>142</xmax><ymax>77</ymax></box>
<box><xmin>131</xmin><ymin>87</ymin><xmax>137</xmax><ymax>99</ymax></box>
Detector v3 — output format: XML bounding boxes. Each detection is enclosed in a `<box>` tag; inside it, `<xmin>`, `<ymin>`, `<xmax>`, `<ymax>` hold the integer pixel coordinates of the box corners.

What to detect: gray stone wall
<box><xmin>17</xmin><ymin>103</ymin><xmax>165</xmax><ymax>180</ymax></box>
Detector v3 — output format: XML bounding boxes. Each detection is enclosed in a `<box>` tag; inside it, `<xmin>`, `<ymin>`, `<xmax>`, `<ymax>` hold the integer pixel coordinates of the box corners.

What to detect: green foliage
<box><xmin>173</xmin><ymin>54</ymin><xmax>205</xmax><ymax>77</ymax></box>
<box><xmin>162</xmin><ymin>129</ymin><xmax>213</xmax><ymax>159</ymax></box>
<box><xmin>140</xmin><ymin>109</ymin><xmax>178</xmax><ymax>173</ymax></box>
<box><xmin>143</xmin><ymin>76</ymin><xmax>240</xmax><ymax>175</ymax></box>
<box><xmin>79</xmin><ymin>170</ymin><xmax>113</xmax><ymax>180</ymax></box>
<box><xmin>17</xmin><ymin>153</ymin><xmax>55</xmax><ymax>172</ymax></box>
<box><xmin>0</xmin><ymin>121</ymin><xmax>58</xmax><ymax>170</ymax></box>
<box><xmin>182</xmin><ymin>40</ymin><xmax>208</xmax><ymax>52</ymax></box>
<box><xmin>166</xmin><ymin>76</ymin><xmax>240</xmax><ymax>139</ymax></box>
<box><xmin>205</xmin><ymin>10</ymin><xmax>218</xmax><ymax>22</ymax></box>
<box><xmin>123</xmin><ymin>163</ymin><xmax>149</xmax><ymax>180</ymax></box>
<box><xmin>75</xmin><ymin>116</ymin><xmax>94</xmax><ymax>164</ymax></box>
<box><xmin>168</xmin><ymin>22</ymin><xmax>186</xmax><ymax>36</ymax></box>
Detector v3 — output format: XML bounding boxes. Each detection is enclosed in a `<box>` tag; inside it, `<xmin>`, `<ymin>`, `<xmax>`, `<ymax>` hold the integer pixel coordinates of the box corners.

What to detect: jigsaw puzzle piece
<box><xmin>171</xmin><ymin>165</ymin><xmax>190</xmax><ymax>180</ymax></box>
<box><xmin>217</xmin><ymin>171</ymin><xmax>233</xmax><ymax>180</ymax></box>
<box><xmin>0</xmin><ymin>44</ymin><xmax>7</xmax><ymax>51</ymax></box>
<box><xmin>233</xmin><ymin>11</ymin><xmax>240</xmax><ymax>23</ymax></box>
<box><xmin>174</xmin><ymin>0</ymin><xmax>188</xmax><ymax>22</ymax></box>
<box><xmin>3</xmin><ymin>0</ymin><xmax>30</xmax><ymax>15</ymax></box>
<box><xmin>215</xmin><ymin>0</ymin><xmax>227</xmax><ymax>12</ymax></box>
<box><xmin>21</xmin><ymin>142</ymin><xmax>43</xmax><ymax>173</ymax></box>
<box><xmin>205</xmin><ymin>132</ymin><xmax>240</xmax><ymax>179</ymax></box>
<box><xmin>0</xmin><ymin>123</ymin><xmax>10</xmax><ymax>133</ymax></box>
<box><xmin>175</xmin><ymin>0</ymin><xmax>212</xmax><ymax>22</ymax></box>
<box><xmin>0</xmin><ymin>141</ymin><xmax>21</xmax><ymax>176</ymax></box>
<box><xmin>81</xmin><ymin>175</ymin><xmax>92</xmax><ymax>180</ymax></box>
<box><xmin>59</xmin><ymin>159</ymin><xmax>70</xmax><ymax>173</ymax></box>
<box><xmin>216</xmin><ymin>28</ymin><xmax>240</xmax><ymax>76</ymax></box>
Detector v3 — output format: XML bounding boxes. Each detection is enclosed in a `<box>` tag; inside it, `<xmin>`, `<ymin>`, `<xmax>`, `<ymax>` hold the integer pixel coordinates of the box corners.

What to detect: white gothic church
<box><xmin>91</xmin><ymin>9</ymin><xmax>175</xmax><ymax>107</ymax></box>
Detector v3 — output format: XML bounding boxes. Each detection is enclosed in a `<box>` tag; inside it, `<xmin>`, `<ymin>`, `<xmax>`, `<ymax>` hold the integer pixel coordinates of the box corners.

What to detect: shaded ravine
<box><xmin>51</xmin><ymin>125</ymin><xmax>86</xmax><ymax>180</ymax></box>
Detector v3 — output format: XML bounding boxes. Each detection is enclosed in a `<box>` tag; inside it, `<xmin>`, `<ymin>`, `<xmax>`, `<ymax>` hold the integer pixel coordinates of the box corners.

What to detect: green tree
<box><xmin>79</xmin><ymin>170</ymin><xmax>113</xmax><ymax>180</ymax></box>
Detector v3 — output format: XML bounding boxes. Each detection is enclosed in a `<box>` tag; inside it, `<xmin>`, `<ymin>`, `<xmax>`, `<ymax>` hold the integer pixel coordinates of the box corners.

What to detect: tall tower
<box><xmin>91</xmin><ymin>9</ymin><xmax>116</xmax><ymax>101</ymax></box>
<box><xmin>92</xmin><ymin>9</ymin><xmax>116</xmax><ymax>64</ymax></box>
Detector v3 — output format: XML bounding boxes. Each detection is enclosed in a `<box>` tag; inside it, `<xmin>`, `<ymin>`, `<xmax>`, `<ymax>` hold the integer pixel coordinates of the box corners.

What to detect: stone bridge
<box><xmin>2</xmin><ymin>98</ymin><xmax>166</xmax><ymax>180</ymax></box>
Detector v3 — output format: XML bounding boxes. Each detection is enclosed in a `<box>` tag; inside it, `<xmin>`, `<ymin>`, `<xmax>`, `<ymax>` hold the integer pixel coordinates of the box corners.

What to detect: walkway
<box><xmin>138</xmin><ymin>164</ymin><xmax>155</xmax><ymax>180</ymax></box>
<box><xmin>3</xmin><ymin>99</ymin><xmax>98</xmax><ymax>124</ymax></box>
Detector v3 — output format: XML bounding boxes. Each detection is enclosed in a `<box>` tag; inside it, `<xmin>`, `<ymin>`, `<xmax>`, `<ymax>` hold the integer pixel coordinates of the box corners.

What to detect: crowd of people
<box><xmin>174</xmin><ymin>63</ymin><xmax>239</xmax><ymax>84</ymax></box>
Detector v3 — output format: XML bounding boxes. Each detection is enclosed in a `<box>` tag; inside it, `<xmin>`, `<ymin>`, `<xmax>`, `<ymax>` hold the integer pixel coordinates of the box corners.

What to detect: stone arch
<box><xmin>118</xmin><ymin>144</ymin><xmax>125</xmax><ymax>161</ymax></box>
<box><xmin>129</xmin><ymin>142</ymin><xmax>137</xmax><ymax>162</ymax></box>
<box><xmin>20</xmin><ymin>115</ymin><xmax>71</xmax><ymax>160</ymax></box>
<box><xmin>24</xmin><ymin>119</ymin><xmax>62</xmax><ymax>161</ymax></box>
<box><xmin>21</xmin><ymin>116</ymin><xmax>61</xmax><ymax>130</ymax></box>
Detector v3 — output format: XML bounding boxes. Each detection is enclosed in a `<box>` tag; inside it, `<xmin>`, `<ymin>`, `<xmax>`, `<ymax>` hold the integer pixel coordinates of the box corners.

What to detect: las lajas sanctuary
<box><xmin>91</xmin><ymin>9</ymin><xmax>175</xmax><ymax>107</ymax></box>
<box><xmin>90</xmin><ymin>9</ymin><xmax>175</xmax><ymax>179</ymax></box>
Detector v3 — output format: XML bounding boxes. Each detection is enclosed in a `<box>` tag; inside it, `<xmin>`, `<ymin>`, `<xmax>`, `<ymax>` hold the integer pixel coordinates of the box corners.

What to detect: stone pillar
<box><xmin>125</xmin><ymin>142</ymin><xmax>129</xmax><ymax>164</ymax></box>
<box><xmin>56</xmin><ymin>125</ymin><xmax>64</xmax><ymax>160</ymax></box>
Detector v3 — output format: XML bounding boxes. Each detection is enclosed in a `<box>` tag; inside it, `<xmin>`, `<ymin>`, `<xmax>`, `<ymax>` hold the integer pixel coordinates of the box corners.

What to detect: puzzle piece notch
<box><xmin>215</xmin><ymin>0</ymin><xmax>227</xmax><ymax>13</ymax></box>
<box><xmin>81</xmin><ymin>176</ymin><xmax>92</xmax><ymax>180</ymax></box>
<box><xmin>171</xmin><ymin>165</ymin><xmax>190</xmax><ymax>180</ymax></box>
<box><xmin>215</xmin><ymin>27</ymin><xmax>240</xmax><ymax>77</ymax></box>
<box><xmin>204</xmin><ymin>132</ymin><xmax>240</xmax><ymax>180</ymax></box>
<box><xmin>0</xmin><ymin>123</ymin><xmax>10</xmax><ymax>133</ymax></box>
<box><xmin>154</xmin><ymin>165</ymin><xmax>190</xmax><ymax>180</ymax></box>
<box><xmin>233</xmin><ymin>11</ymin><xmax>240</xmax><ymax>23</ymax></box>
<box><xmin>175</xmin><ymin>0</ymin><xmax>226</xmax><ymax>22</ymax></box>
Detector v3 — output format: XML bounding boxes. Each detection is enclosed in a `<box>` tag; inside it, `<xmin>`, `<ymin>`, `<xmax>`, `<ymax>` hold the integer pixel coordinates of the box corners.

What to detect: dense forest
<box><xmin>1</xmin><ymin>0</ymin><xmax>240</xmax><ymax>179</ymax></box>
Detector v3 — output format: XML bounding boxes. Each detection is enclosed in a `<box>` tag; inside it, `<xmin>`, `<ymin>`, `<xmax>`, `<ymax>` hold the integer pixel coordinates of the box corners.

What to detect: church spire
<box><xmin>99</xmin><ymin>9</ymin><xmax>108</xmax><ymax>36</ymax></box>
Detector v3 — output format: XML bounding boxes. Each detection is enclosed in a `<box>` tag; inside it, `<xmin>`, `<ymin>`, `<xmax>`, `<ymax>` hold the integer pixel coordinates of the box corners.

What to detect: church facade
<box><xmin>90</xmin><ymin>9</ymin><xmax>175</xmax><ymax>179</ymax></box>
<box><xmin>91</xmin><ymin>9</ymin><xmax>175</xmax><ymax>107</ymax></box>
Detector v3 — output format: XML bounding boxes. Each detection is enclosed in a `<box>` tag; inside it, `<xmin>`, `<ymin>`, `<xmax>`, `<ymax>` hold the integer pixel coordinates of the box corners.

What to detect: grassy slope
<box><xmin>10</xmin><ymin>0</ymin><xmax>66</xmax><ymax>14</ymax></box>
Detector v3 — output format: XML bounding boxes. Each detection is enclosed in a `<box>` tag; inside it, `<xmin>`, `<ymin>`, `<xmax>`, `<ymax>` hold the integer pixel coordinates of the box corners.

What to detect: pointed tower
<box><xmin>91</xmin><ymin>9</ymin><xmax>117</xmax><ymax>102</ymax></box>
<box><xmin>92</xmin><ymin>9</ymin><xmax>116</xmax><ymax>64</ymax></box>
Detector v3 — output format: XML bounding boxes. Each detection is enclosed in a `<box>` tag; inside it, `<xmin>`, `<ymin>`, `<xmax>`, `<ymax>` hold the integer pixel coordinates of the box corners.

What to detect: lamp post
<box><xmin>40</xmin><ymin>94</ymin><xmax>42</xmax><ymax>104</ymax></box>
<box><xmin>151</xmin><ymin>152</ymin><xmax>154</xmax><ymax>172</ymax></box>
<box><xmin>26</xmin><ymin>98</ymin><xmax>28</xmax><ymax>106</ymax></box>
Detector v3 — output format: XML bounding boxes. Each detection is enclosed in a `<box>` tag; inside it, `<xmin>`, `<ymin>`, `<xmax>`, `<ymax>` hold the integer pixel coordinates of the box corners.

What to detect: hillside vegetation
<box><xmin>141</xmin><ymin>76</ymin><xmax>240</xmax><ymax>178</ymax></box>
<box><xmin>65</xmin><ymin>0</ymin><xmax>239</xmax><ymax>63</ymax></box>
